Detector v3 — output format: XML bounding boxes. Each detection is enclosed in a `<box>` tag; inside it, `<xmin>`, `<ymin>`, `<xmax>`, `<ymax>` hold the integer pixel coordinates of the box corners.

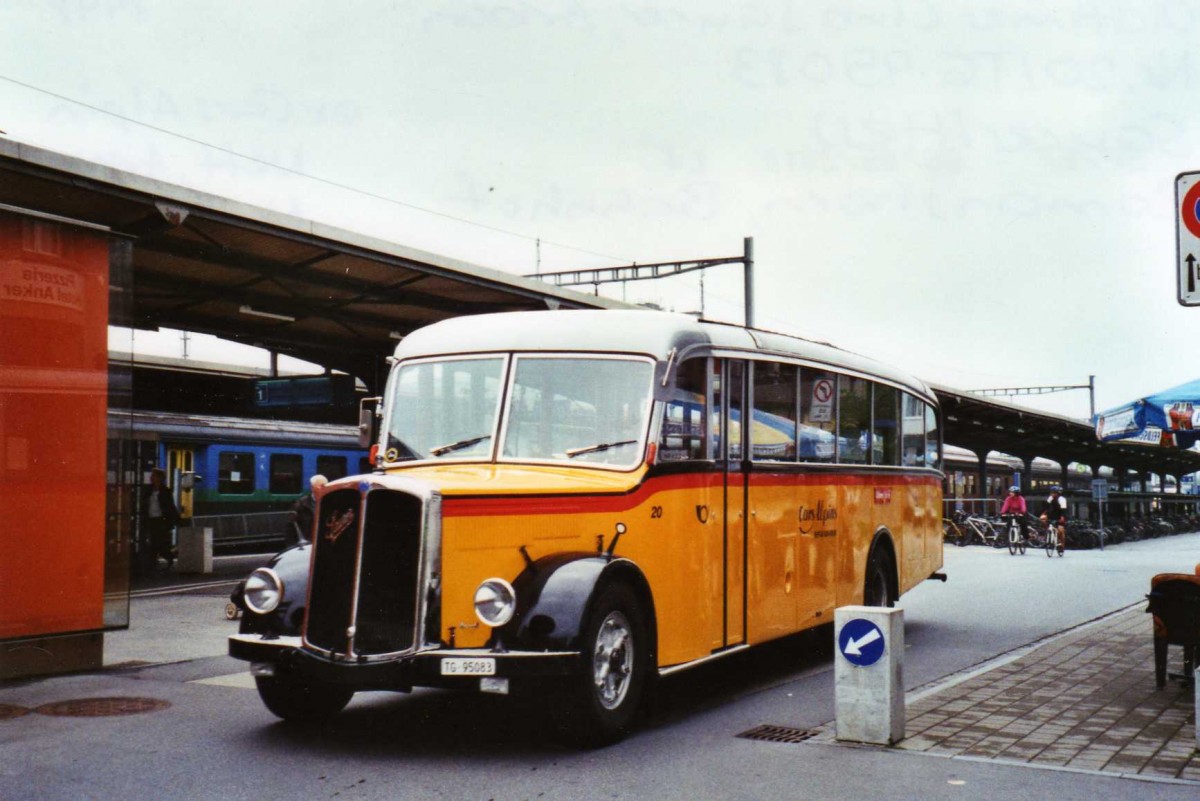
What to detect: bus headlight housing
<box><xmin>473</xmin><ymin>578</ymin><xmax>516</xmax><ymax>627</ymax></box>
<box><xmin>243</xmin><ymin>568</ymin><xmax>283</xmax><ymax>615</ymax></box>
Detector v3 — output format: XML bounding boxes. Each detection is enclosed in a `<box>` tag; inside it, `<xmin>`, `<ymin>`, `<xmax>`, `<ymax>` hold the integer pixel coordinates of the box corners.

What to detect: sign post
<box><xmin>1091</xmin><ymin>478</ymin><xmax>1108</xmax><ymax>550</ymax></box>
<box><xmin>834</xmin><ymin>606</ymin><xmax>905</xmax><ymax>745</ymax></box>
<box><xmin>1176</xmin><ymin>171</ymin><xmax>1200</xmax><ymax>306</ymax></box>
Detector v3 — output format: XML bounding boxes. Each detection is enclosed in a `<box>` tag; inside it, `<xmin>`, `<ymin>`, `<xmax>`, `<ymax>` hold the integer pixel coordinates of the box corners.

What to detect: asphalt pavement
<box><xmin>2</xmin><ymin>540</ymin><xmax>1198</xmax><ymax>800</ymax></box>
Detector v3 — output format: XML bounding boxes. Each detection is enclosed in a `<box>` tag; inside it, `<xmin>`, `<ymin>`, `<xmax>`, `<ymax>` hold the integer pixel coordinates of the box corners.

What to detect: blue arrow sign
<box><xmin>838</xmin><ymin>618</ymin><xmax>886</xmax><ymax>667</ymax></box>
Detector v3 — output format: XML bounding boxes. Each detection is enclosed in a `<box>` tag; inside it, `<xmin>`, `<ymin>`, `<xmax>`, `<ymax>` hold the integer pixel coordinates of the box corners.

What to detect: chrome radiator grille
<box><xmin>305</xmin><ymin>486</ymin><xmax>427</xmax><ymax>657</ymax></box>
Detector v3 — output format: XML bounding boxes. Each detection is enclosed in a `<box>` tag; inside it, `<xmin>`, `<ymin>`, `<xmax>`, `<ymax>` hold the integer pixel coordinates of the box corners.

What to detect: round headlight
<box><xmin>243</xmin><ymin>568</ymin><xmax>283</xmax><ymax>615</ymax></box>
<box><xmin>473</xmin><ymin>578</ymin><xmax>516</xmax><ymax>627</ymax></box>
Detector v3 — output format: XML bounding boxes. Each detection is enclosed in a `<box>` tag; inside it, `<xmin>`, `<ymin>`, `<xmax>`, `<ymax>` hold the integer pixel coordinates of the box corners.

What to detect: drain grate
<box><xmin>0</xmin><ymin>704</ymin><xmax>30</xmax><ymax>721</ymax></box>
<box><xmin>737</xmin><ymin>724</ymin><xmax>820</xmax><ymax>744</ymax></box>
<box><xmin>34</xmin><ymin>697</ymin><xmax>171</xmax><ymax>718</ymax></box>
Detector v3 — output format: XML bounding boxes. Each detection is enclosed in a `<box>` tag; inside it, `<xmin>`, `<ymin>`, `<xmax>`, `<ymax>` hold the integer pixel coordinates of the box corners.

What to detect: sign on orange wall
<box><xmin>0</xmin><ymin>211</ymin><xmax>109</xmax><ymax>640</ymax></box>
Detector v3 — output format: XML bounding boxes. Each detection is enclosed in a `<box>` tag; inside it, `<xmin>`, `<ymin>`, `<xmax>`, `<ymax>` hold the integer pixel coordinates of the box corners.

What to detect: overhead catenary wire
<box><xmin>0</xmin><ymin>73</ymin><xmax>632</xmax><ymax>265</ymax></box>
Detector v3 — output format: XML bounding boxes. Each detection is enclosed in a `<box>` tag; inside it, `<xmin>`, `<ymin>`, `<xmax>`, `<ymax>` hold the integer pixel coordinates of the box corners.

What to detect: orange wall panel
<box><xmin>0</xmin><ymin>212</ymin><xmax>108</xmax><ymax>639</ymax></box>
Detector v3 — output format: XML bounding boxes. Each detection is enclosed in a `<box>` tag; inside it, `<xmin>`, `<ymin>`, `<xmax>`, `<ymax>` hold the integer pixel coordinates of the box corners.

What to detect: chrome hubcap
<box><xmin>592</xmin><ymin>611</ymin><xmax>633</xmax><ymax>710</ymax></box>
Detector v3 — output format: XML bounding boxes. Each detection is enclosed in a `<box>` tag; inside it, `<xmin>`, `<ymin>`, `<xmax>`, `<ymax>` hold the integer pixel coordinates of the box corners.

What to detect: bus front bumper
<box><xmin>228</xmin><ymin>633</ymin><xmax>578</xmax><ymax>692</ymax></box>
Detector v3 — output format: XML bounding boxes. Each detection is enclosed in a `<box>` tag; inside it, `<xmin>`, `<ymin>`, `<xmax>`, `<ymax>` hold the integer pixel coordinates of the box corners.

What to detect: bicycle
<box><xmin>961</xmin><ymin>513</ymin><xmax>1001</xmax><ymax>547</ymax></box>
<box><xmin>1030</xmin><ymin>517</ymin><xmax>1061</xmax><ymax>557</ymax></box>
<box><xmin>1003</xmin><ymin>514</ymin><xmax>1025</xmax><ymax>555</ymax></box>
<box><xmin>943</xmin><ymin>516</ymin><xmax>966</xmax><ymax>547</ymax></box>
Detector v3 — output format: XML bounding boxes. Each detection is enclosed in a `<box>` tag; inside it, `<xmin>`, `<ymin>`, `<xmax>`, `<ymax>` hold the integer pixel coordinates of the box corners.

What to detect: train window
<box><xmin>838</xmin><ymin>375</ymin><xmax>870</xmax><ymax>465</ymax></box>
<box><xmin>317</xmin><ymin>455</ymin><xmax>348</xmax><ymax>480</ymax></box>
<box><xmin>799</xmin><ymin>369</ymin><xmax>836</xmax><ymax>463</ymax></box>
<box><xmin>269</xmin><ymin>454</ymin><xmax>303</xmax><ymax>494</ymax></box>
<box><xmin>925</xmin><ymin>403</ymin><xmax>941</xmax><ymax>470</ymax></box>
<box><xmin>901</xmin><ymin>394</ymin><xmax>925</xmax><ymax>467</ymax></box>
<box><xmin>872</xmin><ymin>383</ymin><xmax>900</xmax><ymax>466</ymax></box>
<box><xmin>659</xmin><ymin>358</ymin><xmax>707</xmax><ymax>462</ymax></box>
<box><xmin>751</xmin><ymin>361</ymin><xmax>798</xmax><ymax>462</ymax></box>
<box><xmin>218</xmin><ymin>452</ymin><xmax>256</xmax><ymax>495</ymax></box>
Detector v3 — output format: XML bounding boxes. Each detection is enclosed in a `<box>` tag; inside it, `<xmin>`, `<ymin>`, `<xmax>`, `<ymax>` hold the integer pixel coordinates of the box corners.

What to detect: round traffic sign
<box><xmin>813</xmin><ymin>379</ymin><xmax>833</xmax><ymax>404</ymax></box>
<box><xmin>838</xmin><ymin>618</ymin><xmax>886</xmax><ymax>667</ymax></box>
<box><xmin>1181</xmin><ymin>181</ymin><xmax>1200</xmax><ymax>239</ymax></box>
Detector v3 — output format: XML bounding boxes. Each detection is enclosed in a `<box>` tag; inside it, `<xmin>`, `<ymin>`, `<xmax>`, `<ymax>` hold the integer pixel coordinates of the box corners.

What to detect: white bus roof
<box><xmin>392</xmin><ymin>310</ymin><xmax>937</xmax><ymax>403</ymax></box>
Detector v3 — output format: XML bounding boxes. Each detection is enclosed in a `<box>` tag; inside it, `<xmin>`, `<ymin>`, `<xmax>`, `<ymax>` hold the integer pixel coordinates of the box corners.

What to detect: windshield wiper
<box><xmin>429</xmin><ymin>435</ymin><xmax>491</xmax><ymax>457</ymax></box>
<box><xmin>565</xmin><ymin>440</ymin><xmax>639</xmax><ymax>458</ymax></box>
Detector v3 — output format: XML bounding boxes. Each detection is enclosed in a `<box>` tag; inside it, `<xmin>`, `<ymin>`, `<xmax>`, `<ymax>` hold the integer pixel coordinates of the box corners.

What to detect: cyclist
<box><xmin>1039</xmin><ymin>485</ymin><xmax>1068</xmax><ymax>556</ymax></box>
<box><xmin>999</xmin><ymin>485</ymin><xmax>1027</xmax><ymax>541</ymax></box>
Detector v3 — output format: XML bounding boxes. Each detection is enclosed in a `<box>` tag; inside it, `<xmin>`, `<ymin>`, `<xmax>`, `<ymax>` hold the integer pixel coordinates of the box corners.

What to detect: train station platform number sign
<box><xmin>1177</xmin><ymin>171</ymin><xmax>1200</xmax><ymax>306</ymax></box>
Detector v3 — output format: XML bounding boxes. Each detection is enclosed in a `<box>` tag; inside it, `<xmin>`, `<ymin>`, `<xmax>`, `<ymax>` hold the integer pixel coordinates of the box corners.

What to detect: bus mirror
<box><xmin>358</xmin><ymin>396</ymin><xmax>382</xmax><ymax>448</ymax></box>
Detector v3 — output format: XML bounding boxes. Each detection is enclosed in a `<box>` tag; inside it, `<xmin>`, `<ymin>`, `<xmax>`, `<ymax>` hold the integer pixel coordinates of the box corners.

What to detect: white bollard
<box><xmin>176</xmin><ymin>526</ymin><xmax>213</xmax><ymax>574</ymax></box>
<box><xmin>834</xmin><ymin>605</ymin><xmax>905</xmax><ymax>745</ymax></box>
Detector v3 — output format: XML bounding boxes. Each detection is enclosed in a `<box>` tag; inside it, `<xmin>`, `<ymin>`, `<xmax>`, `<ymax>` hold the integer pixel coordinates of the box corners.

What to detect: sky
<box><xmin>3</xmin><ymin>0</ymin><xmax>1198</xmax><ymax>421</ymax></box>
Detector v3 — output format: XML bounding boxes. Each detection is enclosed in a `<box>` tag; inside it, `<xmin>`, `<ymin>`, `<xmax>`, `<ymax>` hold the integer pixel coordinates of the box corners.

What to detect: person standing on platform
<box><xmin>142</xmin><ymin>468</ymin><xmax>181</xmax><ymax>570</ymax></box>
<box><xmin>289</xmin><ymin>474</ymin><xmax>328</xmax><ymax>545</ymax></box>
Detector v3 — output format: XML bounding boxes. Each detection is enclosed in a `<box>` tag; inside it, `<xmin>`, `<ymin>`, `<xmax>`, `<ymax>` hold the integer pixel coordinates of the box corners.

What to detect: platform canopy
<box><xmin>935</xmin><ymin>384</ymin><xmax>1200</xmax><ymax>479</ymax></box>
<box><xmin>0</xmin><ymin>140</ymin><xmax>628</xmax><ymax>388</ymax></box>
<box><xmin>1096</xmin><ymin>378</ymin><xmax>1200</xmax><ymax>449</ymax></box>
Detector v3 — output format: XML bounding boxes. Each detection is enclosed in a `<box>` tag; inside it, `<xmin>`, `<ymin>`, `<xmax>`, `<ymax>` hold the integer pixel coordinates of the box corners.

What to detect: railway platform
<box><xmin>814</xmin><ymin>604</ymin><xmax>1200</xmax><ymax>784</ymax></box>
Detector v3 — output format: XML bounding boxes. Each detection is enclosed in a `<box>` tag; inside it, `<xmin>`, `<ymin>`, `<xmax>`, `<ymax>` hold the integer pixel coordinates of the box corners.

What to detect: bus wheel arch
<box><xmin>555</xmin><ymin>574</ymin><xmax>653</xmax><ymax>747</ymax></box>
<box><xmin>864</xmin><ymin>530</ymin><xmax>897</xmax><ymax>608</ymax></box>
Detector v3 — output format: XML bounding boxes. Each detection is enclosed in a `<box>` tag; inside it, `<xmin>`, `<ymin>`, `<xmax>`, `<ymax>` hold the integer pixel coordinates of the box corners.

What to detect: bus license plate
<box><xmin>440</xmin><ymin>657</ymin><xmax>496</xmax><ymax>676</ymax></box>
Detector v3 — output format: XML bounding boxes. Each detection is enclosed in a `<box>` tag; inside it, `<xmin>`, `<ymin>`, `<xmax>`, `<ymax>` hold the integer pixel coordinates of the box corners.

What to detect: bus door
<box><xmin>713</xmin><ymin>358</ymin><xmax>747</xmax><ymax>649</ymax></box>
<box><xmin>166</xmin><ymin>446</ymin><xmax>196</xmax><ymax>519</ymax></box>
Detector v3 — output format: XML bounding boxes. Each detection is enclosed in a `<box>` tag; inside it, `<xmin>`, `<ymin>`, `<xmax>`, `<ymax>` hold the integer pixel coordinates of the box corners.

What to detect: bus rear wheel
<box><xmin>863</xmin><ymin>547</ymin><xmax>895</xmax><ymax>608</ymax></box>
<box><xmin>554</xmin><ymin>582</ymin><xmax>648</xmax><ymax>747</ymax></box>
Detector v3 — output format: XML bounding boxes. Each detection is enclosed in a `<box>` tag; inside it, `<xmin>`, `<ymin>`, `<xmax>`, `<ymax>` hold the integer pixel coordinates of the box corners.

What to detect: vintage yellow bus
<box><xmin>230</xmin><ymin>309</ymin><xmax>944</xmax><ymax>744</ymax></box>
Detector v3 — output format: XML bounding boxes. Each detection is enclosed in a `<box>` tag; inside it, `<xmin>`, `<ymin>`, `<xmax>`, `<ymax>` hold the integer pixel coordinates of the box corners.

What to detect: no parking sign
<box><xmin>1176</xmin><ymin>171</ymin><xmax>1200</xmax><ymax>305</ymax></box>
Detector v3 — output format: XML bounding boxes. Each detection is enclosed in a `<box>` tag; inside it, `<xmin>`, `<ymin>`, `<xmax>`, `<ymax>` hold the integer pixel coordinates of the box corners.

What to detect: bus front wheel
<box><xmin>255</xmin><ymin>674</ymin><xmax>354</xmax><ymax>724</ymax></box>
<box><xmin>555</xmin><ymin>582</ymin><xmax>648</xmax><ymax>747</ymax></box>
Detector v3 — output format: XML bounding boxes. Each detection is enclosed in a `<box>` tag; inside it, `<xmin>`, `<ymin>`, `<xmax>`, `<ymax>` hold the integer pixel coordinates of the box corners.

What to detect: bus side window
<box><xmin>799</xmin><ymin>369</ymin><xmax>836</xmax><ymax>463</ymax></box>
<box><xmin>901</xmin><ymin>393</ymin><xmax>925</xmax><ymax>467</ymax></box>
<box><xmin>838</xmin><ymin>375</ymin><xmax>870</xmax><ymax>465</ymax></box>
<box><xmin>751</xmin><ymin>361</ymin><xmax>797</xmax><ymax>462</ymax></box>
<box><xmin>659</xmin><ymin>358</ymin><xmax>707</xmax><ymax>461</ymax></box>
<box><xmin>872</xmin><ymin>383</ymin><xmax>900</xmax><ymax>466</ymax></box>
<box><xmin>924</xmin><ymin>403</ymin><xmax>941</xmax><ymax>470</ymax></box>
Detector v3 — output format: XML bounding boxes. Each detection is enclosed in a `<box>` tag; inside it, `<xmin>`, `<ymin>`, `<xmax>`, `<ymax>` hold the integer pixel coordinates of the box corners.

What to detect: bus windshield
<box><xmin>384</xmin><ymin>354</ymin><xmax>655</xmax><ymax>469</ymax></box>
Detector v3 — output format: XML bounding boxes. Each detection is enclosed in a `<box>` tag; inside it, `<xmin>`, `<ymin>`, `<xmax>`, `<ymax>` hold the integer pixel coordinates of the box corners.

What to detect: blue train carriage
<box><xmin>124</xmin><ymin>411</ymin><xmax>367</xmax><ymax>553</ymax></box>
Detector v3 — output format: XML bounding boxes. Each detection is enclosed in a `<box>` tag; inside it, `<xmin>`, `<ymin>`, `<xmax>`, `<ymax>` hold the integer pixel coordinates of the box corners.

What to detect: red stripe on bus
<box><xmin>442</xmin><ymin>471</ymin><xmax>940</xmax><ymax>517</ymax></box>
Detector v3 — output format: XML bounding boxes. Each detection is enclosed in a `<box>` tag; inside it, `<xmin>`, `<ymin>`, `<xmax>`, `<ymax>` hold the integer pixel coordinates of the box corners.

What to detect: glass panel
<box><xmin>799</xmin><ymin>369</ymin><xmax>837</xmax><ymax>463</ymax></box>
<box><xmin>659</xmin><ymin>358</ymin><xmax>708</xmax><ymax>461</ymax></box>
<box><xmin>218</xmin><ymin>452</ymin><xmax>256</xmax><ymax>494</ymax></box>
<box><xmin>502</xmin><ymin>357</ymin><xmax>654</xmax><ymax>468</ymax></box>
<box><xmin>385</xmin><ymin>357</ymin><xmax>505</xmax><ymax>461</ymax></box>
<box><xmin>0</xmin><ymin>211</ymin><xmax>126</xmax><ymax>638</ymax></box>
<box><xmin>872</xmin><ymin>384</ymin><xmax>900</xmax><ymax>466</ymax></box>
<box><xmin>269</xmin><ymin>453</ymin><xmax>303</xmax><ymax>494</ymax></box>
<box><xmin>901</xmin><ymin>393</ymin><xmax>925</xmax><ymax>467</ymax></box>
<box><xmin>316</xmin><ymin>455</ymin><xmax>348</xmax><ymax>480</ymax></box>
<box><xmin>925</xmin><ymin>403</ymin><xmax>941</xmax><ymax>469</ymax></box>
<box><xmin>712</xmin><ymin>360</ymin><xmax>724</xmax><ymax>459</ymax></box>
<box><xmin>838</xmin><ymin>375</ymin><xmax>870</xmax><ymax>464</ymax></box>
<box><xmin>728</xmin><ymin>361</ymin><xmax>745</xmax><ymax>461</ymax></box>
<box><xmin>752</xmin><ymin>362</ymin><xmax>798</xmax><ymax>462</ymax></box>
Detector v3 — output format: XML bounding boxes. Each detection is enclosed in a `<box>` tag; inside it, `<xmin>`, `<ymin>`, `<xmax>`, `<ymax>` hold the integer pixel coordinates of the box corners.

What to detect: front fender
<box><xmin>237</xmin><ymin>543</ymin><xmax>311</xmax><ymax>637</ymax></box>
<box><xmin>497</xmin><ymin>553</ymin><xmax>653</xmax><ymax>654</ymax></box>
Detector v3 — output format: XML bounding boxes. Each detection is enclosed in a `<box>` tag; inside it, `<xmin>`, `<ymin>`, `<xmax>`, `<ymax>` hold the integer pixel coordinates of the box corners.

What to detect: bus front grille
<box><xmin>305</xmin><ymin>486</ymin><xmax>426</xmax><ymax>657</ymax></box>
